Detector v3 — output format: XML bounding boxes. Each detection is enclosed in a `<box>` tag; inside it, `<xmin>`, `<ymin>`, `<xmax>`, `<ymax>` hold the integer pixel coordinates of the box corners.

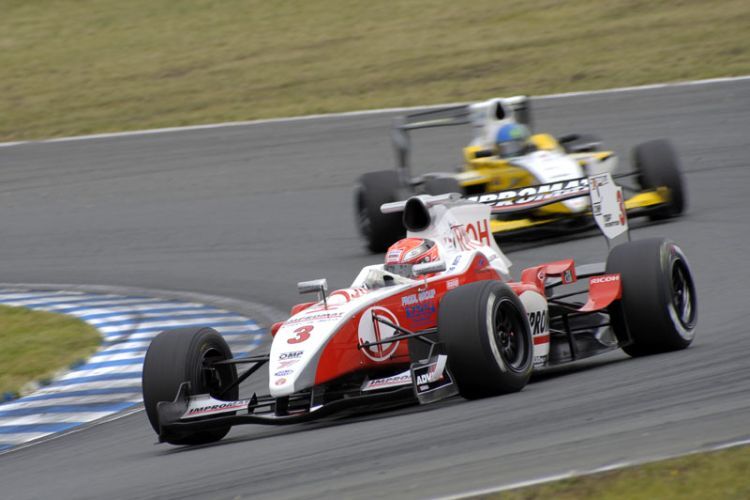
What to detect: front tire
<box><xmin>633</xmin><ymin>139</ymin><xmax>686</xmax><ymax>220</ymax></box>
<box><xmin>606</xmin><ymin>238</ymin><xmax>697</xmax><ymax>357</ymax></box>
<box><xmin>355</xmin><ymin>170</ymin><xmax>408</xmax><ymax>253</ymax></box>
<box><xmin>142</xmin><ymin>327</ymin><xmax>238</xmax><ymax>445</ymax></box>
<box><xmin>439</xmin><ymin>281</ymin><xmax>533</xmax><ymax>399</ymax></box>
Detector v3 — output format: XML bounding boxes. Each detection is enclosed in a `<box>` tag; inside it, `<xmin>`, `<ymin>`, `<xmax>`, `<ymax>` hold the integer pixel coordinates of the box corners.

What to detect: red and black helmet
<box><xmin>383</xmin><ymin>238</ymin><xmax>440</xmax><ymax>277</ymax></box>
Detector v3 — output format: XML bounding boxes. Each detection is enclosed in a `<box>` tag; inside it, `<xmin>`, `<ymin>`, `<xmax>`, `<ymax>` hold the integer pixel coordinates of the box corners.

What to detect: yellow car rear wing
<box><xmin>392</xmin><ymin>98</ymin><xmax>532</xmax><ymax>174</ymax></box>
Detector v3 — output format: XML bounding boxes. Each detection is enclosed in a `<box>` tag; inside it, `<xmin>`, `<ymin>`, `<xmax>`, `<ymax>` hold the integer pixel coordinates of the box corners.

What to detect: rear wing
<box><xmin>392</xmin><ymin>96</ymin><xmax>533</xmax><ymax>173</ymax></box>
<box><xmin>466</xmin><ymin>178</ymin><xmax>590</xmax><ymax>215</ymax></box>
<box><xmin>467</xmin><ymin>173</ymin><xmax>630</xmax><ymax>247</ymax></box>
<box><xmin>383</xmin><ymin>173</ymin><xmax>629</xmax><ymax>247</ymax></box>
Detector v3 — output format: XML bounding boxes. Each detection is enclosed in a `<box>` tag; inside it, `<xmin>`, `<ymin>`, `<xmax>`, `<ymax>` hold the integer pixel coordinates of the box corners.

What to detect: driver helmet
<box><xmin>384</xmin><ymin>238</ymin><xmax>440</xmax><ymax>278</ymax></box>
<box><xmin>495</xmin><ymin>123</ymin><xmax>531</xmax><ymax>158</ymax></box>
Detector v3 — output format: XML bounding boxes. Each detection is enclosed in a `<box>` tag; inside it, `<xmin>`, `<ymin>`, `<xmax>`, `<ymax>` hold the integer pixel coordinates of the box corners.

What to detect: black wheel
<box><xmin>439</xmin><ymin>281</ymin><xmax>533</xmax><ymax>399</ymax></box>
<box><xmin>355</xmin><ymin>170</ymin><xmax>409</xmax><ymax>253</ymax></box>
<box><xmin>606</xmin><ymin>238</ymin><xmax>697</xmax><ymax>357</ymax></box>
<box><xmin>557</xmin><ymin>133</ymin><xmax>602</xmax><ymax>153</ymax></box>
<box><xmin>422</xmin><ymin>176</ymin><xmax>463</xmax><ymax>196</ymax></box>
<box><xmin>633</xmin><ymin>139</ymin><xmax>686</xmax><ymax>220</ymax></box>
<box><xmin>142</xmin><ymin>327</ymin><xmax>238</xmax><ymax>445</ymax></box>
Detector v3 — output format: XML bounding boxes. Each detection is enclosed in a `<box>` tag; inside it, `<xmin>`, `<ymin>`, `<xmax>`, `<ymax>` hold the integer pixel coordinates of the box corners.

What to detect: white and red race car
<box><xmin>142</xmin><ymin>173</ymin><xmax>697</xmax><ymax>445</ymax></box>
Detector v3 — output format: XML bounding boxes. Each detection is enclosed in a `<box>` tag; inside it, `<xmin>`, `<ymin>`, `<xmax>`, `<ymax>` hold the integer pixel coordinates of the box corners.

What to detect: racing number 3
<box><xmin>288</xmin><ymin>325</ymin><xmax>313</xmax><ymax>344</ymax></box>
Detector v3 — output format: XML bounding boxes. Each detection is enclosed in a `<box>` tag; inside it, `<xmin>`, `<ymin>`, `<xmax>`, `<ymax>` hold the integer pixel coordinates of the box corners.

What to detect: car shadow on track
<box><xmin>155</xmin><ymin>355</ymin><xmax>634</xmax><ymax>455</ymax></box>
<box><xmin>530</xmin><ymin>353</ymin><xmax>630</xmax><ymax>383</ymax></box>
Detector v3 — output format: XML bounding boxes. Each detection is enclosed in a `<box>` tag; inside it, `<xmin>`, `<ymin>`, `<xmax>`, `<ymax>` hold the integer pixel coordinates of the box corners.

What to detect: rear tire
<box><xmin>606</xmin><ymin>238</ymin><xmax>697</xmax><ymax>357</ymax></box>
<box><xmin>633</xmin><ymin>139</ymin><xmax>686</xmax><ymax>220</ymax></box>
<box><xmin>355</xmin><ymin>170</ymin><xmax>408</xmax><ymax>252</ymax></box>
<box><xmin>439</xmin><ymin>281</ymin><xmax>533</xmax><ymax>399</ymax></box>
<box><xmin>142</xmin><ymin>327</ymin><xmax>238</xmax><ymax>445</ymax></box>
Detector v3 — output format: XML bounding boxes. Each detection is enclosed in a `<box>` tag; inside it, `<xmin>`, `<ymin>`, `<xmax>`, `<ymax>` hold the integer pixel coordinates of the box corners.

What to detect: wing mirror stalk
<box><xmin>297</xmin><ymin>279</ymin><xmax>329</xmax><ymax>309</ymax></box>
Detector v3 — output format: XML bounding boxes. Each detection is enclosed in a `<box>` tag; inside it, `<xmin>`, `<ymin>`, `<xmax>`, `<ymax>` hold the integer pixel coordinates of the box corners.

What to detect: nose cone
<box><xmin>268</xmin><ymin>291</ymin><xmax>361</xmax><ymax>397</ymax></box>
<box><xmin>269</xmin><ymin>317</ymin><xmax>338</xmax><ymax>397</ymax></box>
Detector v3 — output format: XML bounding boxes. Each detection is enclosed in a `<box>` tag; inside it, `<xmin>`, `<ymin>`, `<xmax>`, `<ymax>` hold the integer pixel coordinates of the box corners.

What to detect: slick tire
<box><xmin>355</xmin><ymin>170</ymin><xmax>409</xmax><ymax>253</ymax></box>
<box><xmin>439</xmin><ymin>281</ymin><xmax>533</xmax><ymax>399</ymax></box>
<box><xmin>142</xmin><ymin>327</ymin><xmax>238</xmax><ymax>445</ymax></box>
<box><xmin>423</xmin><ymin>176</ymin><xmax>463</xmax><ymax>196</ymax></box>
<box><xmin>606</xmin><ymin>238</ymin><xmax>697</xmax><ymax>357</ymax></box>
<box><xmin>633</xmin><ymin>139</ymin><xmax>686</xmax><ymax>220</ymax></box>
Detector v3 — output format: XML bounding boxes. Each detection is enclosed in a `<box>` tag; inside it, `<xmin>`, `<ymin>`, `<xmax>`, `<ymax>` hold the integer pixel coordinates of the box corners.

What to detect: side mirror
<box><xmin>297</xmin><ymin>279</ymin><xmax>328</xmax><ymax>308</ymax></box>
<box><xmin>413</xmin><ymin>260</ymin><xmax>446</xmax><ymax>277</ymax></box>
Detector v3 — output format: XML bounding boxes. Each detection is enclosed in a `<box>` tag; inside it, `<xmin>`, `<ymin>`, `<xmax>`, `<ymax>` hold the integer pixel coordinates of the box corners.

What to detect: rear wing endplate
<box><xmin>383</xmin><ymin>173</ymin><xmax>629</xmax><ymax>247</ymax></box>
<box><xmin>466</xmin><ymin>173</ymin><xmax>629</xmax><ymax>246</ymax></box>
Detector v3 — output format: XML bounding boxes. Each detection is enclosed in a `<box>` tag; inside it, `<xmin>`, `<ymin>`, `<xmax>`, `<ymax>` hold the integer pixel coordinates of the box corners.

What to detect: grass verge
<box><xmin>1</xmin><ymin>0</ymin><xmax>749</xmax><ymax>141</ymax></box>
<box><xmin>0</xmin><ymin>304</ymin><xmax>100</xmax><ymax>399</ymax></box>
<box><xmin>488</xmin><ymin>445</ymin><xmax>750</xmax><ymax>500</ymax></box>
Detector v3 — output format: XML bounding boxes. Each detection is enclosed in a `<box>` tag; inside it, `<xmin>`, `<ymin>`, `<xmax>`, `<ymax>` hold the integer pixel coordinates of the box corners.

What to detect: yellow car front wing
<box><xmin>488</xmin><ymin>187</ymin><xmax>670</xmax><ymax>235</ymax></box>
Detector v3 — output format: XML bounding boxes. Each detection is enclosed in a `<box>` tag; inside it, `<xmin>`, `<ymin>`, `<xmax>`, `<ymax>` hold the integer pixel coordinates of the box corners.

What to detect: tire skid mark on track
<box><xmin>0</xmin><ymin>288</ymin><xmax>266</xmax><ymax>451</ymax></box>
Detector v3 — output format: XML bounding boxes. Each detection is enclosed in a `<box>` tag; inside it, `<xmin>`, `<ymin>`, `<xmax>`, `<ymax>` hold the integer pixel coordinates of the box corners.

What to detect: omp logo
<box><xmin>469</xmin><ymin>178</ymin><xmax>589</xmax><ymax>209</ymax></box>
<box><xmin>279</xmin><ymin>350</ymin><xmax>303</xmax><ymax>360</ymax></box>
<box><xmin>591</xmin><ymin>275</ymin><xmax>619</xmax><ymax>284</ymax></box>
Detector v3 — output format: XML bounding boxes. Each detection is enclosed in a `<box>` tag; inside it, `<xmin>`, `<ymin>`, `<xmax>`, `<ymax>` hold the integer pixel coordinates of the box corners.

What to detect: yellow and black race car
<box><xmin>355</xmin><ymin>96</ymin><xmax>685</xmax><ymax>252</ymax></box>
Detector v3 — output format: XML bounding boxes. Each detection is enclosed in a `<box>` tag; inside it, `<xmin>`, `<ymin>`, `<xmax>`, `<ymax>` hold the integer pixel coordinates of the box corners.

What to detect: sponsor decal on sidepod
<box><xmin>591</xmin><ymin>274</ymin><xmax>619</xmax><ymax>284</ymax></box>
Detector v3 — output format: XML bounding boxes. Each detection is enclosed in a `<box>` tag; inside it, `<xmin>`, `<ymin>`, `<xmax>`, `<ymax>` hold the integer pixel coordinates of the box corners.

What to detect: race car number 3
<box><xmin>288</xmin><ymin>325</ymin><xmax>313</xmax><ymax>344</ymax></box>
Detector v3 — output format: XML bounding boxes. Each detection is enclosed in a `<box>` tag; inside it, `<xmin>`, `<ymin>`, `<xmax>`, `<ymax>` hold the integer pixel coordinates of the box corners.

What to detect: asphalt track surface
<box><xmin>1</xmin><ymin>79</ymin><xmax>749</xmax><ymax>499</ymax></box>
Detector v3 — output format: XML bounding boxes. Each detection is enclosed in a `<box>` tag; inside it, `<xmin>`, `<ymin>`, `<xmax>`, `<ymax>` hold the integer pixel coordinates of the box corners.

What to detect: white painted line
<box><xmin>535</xmin><ymin>74</ymin><xmax>750</xmax><ymax>100</ymax></box>
<box><xmin>440</xmin><ymin>436</ymin><xmax>750</xmax><ymax>500</ymax></box>
<box><xmin>0</xmin><ymin>405</ymin><xmax>145</xmax><ymax>456</ymax></box>
<box><xmin>2</xmin><ymin>74</ymin><xmax>749</xmax><ymax>148</ymax></box>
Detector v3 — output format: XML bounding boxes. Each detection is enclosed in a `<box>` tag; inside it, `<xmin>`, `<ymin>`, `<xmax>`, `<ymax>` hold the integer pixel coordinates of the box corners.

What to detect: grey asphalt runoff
<box><xmin>1</xmin><ymin>79</ymin><xmax>749</xmax><ymax>499</ymax></box>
